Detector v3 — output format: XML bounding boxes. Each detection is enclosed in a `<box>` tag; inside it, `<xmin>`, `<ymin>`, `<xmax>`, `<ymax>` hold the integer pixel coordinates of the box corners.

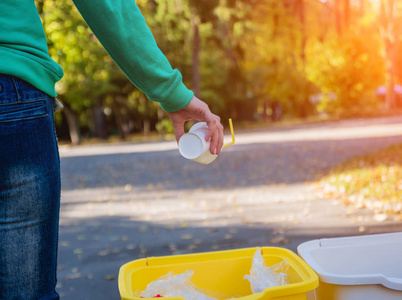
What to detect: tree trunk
<box><xmin>157</xmin><ymin>106</ymin><xmax>165</xmax><ymax>136</ymax></box>
<box><xmin>63</xmin><ymin>105</ymin><xmax>81</xmax><ymax>145</ymax></box>
<box><xmin>191</xmin><ymin>12</ymin><xmax>201</xmax><ymax>98</ymax></box>
<box><xmin>142</xmin><ymin>96</ymin><xmax>151</xmax><ymax>136</ymax></box>
<box><xmin>295</xmin><ymin>0</ymin><xmax>309</xmax><ymax>118</ymax></box>
<box><xmin>335</xmin><ymin>0</ymin><xmax>342</xmax><ymax>36</ymax></box>
<box><xmin>298</xmin><ymin>0</ymin><xmax>306</xmax><ymax>62</ymax></box>
<box><xmin>112</xmin><ymin>96</ymin><xmax>126</xmax><ymax>140</ymax></box>
<box><xmin>344</xmin><ymin>0</ymin><xmax>350</xmax><ymax>29</ymax></box>
<box><xmin>36</xmin><ymin>0</ymin><xmax>44</xmax><ymax>16</ymax></box>
<box><xmin>380</xmin><ymin>0</ymin><xmax>398</xmax><ymax>110</ymax></box>
<box><xmin>91</xmin><ymin>97</ymin><xmax>108</xmax><ymax>139</ymax></box>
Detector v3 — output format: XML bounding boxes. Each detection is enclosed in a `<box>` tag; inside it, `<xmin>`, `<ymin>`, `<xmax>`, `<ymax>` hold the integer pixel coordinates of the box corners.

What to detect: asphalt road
<box><xmin>57</xmin><ymin>116</ymin><xmax>402</xmax><ymax>300</ymax></box>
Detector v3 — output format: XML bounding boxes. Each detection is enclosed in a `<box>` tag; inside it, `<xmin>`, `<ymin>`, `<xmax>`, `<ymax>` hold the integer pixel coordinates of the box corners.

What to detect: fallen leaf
<box><xmin>138</xmin><ymin>226</ymin><xmax>149</xmax><ymax>233</ymax></box>
<box><xmin>168</xmin><ymin>243</ymin><xmax>178</xmax><ymax>252</ymax></box>
<box><xmin>269</xmin><ymin>236</ymin><xmax>291</xmax><ymax>245</ymax></box>
<box><xmin>180</xmin><ymin>222</ymin><xmax>188</xmax><ymax>228</ymax></box>
<box><xmin>187</xmin><ymin>244</ymin><xmax>197</xmax><ymax>250</ymax></box>
<box><xmin>77</xmin><ymin>234</ymin><xmax>86</xmax><ymax>241</ymax></box>
<box><xmin>374</xmin><ymin>214</ymin><xmax>388</xmax><ymax>222</ymax></box>
<box><xmin>221</xmin><ymin>233</ymin><xmax>231</xmax><ymax>241</ymax></box>
<box><xmin>110</xmin><ymin>235</ymin><xmax>121</xmax><ymax>241</ymax></box>
<box><xmin>73</xmin><ymin>248</ymin><xmax>83</xmax><ymax>255</ymax></box>
<box><xmin>66</xmin><ymin>273</ymin><xmax>81</xmax><ymax>280</ymax></box>
<box><xmin>272</xmin><ymin>228</ymin><xmax>284</xmax><ymax>235</ymax></box>
<box><xmin>98</xmin><ymin>250</ymin><xmax>109</xmax><ymax>256</ymax></box>
<box><xmin>180</xmin><ymin>234</ymin><xmax>193</xmax><ymax>240</ymax></box>
<box><xmin>126</xmin><ymin>244</ymin><xmax>136</xmax><ymax>250</ymax></box>
<box><xmin>358</xmin><ymin>226</ymin><xmax>367</xmax><ymax>233</ymax></box>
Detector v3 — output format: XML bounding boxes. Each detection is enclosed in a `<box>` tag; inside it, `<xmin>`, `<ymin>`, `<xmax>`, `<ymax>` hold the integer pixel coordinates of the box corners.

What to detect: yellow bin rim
<box><xmin>119</xmin><ymin>247</ymin><xmax>319</xmax><ymax>300</ymax></box>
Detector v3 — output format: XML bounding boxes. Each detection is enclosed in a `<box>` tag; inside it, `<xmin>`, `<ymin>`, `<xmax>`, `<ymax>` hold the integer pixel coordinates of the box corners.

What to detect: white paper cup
<box><xmin>178</xmin><ymin>122</ymin><xmax>218</xmax><ymax>164</ymax></box>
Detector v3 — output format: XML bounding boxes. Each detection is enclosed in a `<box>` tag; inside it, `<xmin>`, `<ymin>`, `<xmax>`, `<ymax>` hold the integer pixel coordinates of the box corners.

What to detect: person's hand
<box><xmin>167</xmin><ymin>96</ymin><xmax>224</xmax><ymax>155</ymax></box>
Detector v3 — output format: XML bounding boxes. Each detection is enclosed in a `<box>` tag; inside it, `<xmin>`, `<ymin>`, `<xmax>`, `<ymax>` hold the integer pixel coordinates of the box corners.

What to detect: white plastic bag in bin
<box><xmin>140</xmin><ymin>270</ymin><xmax>217</xmax><ymax>300</ymax></box>
<box><xmin>244</xmin><ymin>249</ymin><xmax>289</xmax><ymax>293</ymax></box>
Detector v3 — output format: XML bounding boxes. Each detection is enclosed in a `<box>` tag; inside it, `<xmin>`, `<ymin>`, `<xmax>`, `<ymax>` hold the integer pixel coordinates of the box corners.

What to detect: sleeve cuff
<box><xmin>158</xmin><ymin>83</ymin><xmax>194</xmax><ymax>112</ymax></box>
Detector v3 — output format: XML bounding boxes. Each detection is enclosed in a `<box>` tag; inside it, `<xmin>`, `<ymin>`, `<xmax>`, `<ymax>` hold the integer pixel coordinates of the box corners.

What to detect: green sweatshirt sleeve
<box><xmin>72</xmin><ymin>0</ymin><xmax>193</xmax><ymax>112</ymax></box>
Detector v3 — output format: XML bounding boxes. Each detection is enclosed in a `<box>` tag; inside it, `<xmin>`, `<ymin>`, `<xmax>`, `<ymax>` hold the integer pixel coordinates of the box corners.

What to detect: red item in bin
<box><xmin>141</xmin><ymin>295</ymin><xmax>163</xmax><ymax>298</ymax></box>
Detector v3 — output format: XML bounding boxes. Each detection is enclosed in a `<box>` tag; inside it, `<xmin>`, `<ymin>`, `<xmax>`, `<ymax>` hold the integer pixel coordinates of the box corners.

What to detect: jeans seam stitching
<box><xmin>0</xmin><ymin>104</ymin><xmax>46</xmax><ymax>115</ymax></box>
<box><xmin>0</xmin><ymin>99</ymin><xmax>46</xmax><ymax>106</ymax></box>
<box><xmin>0</xmin><ymin>113</ymin><xmax>49</xmax><ymax>123</ymax></box>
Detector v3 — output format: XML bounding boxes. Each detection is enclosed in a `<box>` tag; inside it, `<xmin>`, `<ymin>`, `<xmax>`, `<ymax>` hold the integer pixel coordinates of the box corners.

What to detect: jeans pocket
<box><xmin>0</xmin><ymin>98</ymin><xmax>48</xmax><ymax>123</ymax></box>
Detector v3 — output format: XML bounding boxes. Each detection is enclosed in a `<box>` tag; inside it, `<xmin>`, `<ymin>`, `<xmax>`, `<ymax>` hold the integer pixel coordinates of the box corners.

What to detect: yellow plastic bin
<box><xmin>118</xmin><ymin>247</ymin><xmax>318</xmax><ymax>300</ymax></box>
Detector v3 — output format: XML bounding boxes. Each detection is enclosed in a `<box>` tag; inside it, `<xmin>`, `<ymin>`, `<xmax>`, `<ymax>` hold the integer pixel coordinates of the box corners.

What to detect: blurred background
<box><xmin>36</xmin><ymin>0</ymin><xmax>402</xmax><ymax>144</ymax></box>
<box><xmin>32</xmin><ymin>1</ymin><xmax>402</xmax><ymax>299</ymax></box>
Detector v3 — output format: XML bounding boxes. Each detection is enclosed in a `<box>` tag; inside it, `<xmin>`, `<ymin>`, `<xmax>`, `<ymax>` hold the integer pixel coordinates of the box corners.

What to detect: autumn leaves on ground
<box><xmin>57</xmin><ymin>116</ymin><xmax>402</xmax><ymax>300</ymax></box>
<box><xmin>319</xmin><ymin>143</ymin><xmax>402</xmax><ymax>218</ymax></box>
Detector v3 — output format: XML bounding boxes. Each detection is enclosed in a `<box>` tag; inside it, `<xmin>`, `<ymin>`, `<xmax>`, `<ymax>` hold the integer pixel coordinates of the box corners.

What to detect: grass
<box><xmin>319</xmin><ymin>144</ymin><xmax>402</xmax><ymax>215</ymax></box>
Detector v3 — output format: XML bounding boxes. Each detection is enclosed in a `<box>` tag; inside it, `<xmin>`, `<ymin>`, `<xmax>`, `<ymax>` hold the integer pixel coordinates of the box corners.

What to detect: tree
<box><xmin>379</xmin><ymin>0</ymin><xmax>401</xmax><ymax>110</ymax></box>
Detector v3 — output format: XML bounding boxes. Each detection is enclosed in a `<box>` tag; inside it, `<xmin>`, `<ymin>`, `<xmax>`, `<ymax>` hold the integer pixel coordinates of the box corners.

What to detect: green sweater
<box><xmin>0</xmin><ymin>0</ymin><xmax>193</xmax><ymax>112</ymax></box>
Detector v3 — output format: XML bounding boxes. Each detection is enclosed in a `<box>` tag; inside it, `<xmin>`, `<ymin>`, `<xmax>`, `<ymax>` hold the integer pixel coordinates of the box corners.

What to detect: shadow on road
<box><xmin>57</xmin><ymin>215</ymin><xmax>402</xmax><ymax>300</ymax></box>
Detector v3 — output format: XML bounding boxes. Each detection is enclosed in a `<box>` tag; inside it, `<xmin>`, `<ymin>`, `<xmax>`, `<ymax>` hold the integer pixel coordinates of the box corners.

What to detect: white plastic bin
<box><xmin>297</xmin><ymin>232</ymin><xmax>402</xmax><ymax>300</ymax></box>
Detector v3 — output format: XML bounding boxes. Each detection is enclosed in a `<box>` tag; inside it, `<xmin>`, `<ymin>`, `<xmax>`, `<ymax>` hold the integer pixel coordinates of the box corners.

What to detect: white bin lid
<box><xmin>298</xmin><ymin>232</ymin><xmax>402</xmax><ymax>291</ymax></box>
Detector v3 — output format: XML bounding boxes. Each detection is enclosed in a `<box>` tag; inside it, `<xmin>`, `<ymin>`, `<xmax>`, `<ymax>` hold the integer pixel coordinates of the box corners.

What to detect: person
<box><xmin>0</xmin><ymin>1</ymin><xmax>224</xmax><ymax>299</ymax></box>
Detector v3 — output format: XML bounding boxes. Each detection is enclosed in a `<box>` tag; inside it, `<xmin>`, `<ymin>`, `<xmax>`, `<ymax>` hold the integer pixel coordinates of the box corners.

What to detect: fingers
<box><xmin>205</xmin><ymin>115</ymin><xmax>224</xmax><ymax>155</ymax></box>
<box><xmin>173</xmin><ymin>123</ymin><xmax>185</xmax><ymax>142</ymax></box>
<box><xmin>216</xmin><ymin>121</ymin><xmax>224</xmax><ymax>154</ymax></box>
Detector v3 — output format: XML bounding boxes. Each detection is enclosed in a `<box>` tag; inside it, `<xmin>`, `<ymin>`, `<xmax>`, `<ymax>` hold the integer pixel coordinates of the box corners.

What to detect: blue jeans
<box><xmin>0</xmin><ymin>75</ymin><xmax>60</xmax><ymax>300</ymax></box>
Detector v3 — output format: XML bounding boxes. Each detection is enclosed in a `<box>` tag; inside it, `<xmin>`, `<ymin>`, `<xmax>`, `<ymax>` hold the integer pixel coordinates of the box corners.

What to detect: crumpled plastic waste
<box><xmin>140</xmin><ymin>270</ymin><xmax>217</xmax><ymax>300</ymax></box>
<box><xmin>244</xmin><ymin>249</ymin><xmax>289</xmax><ymax>293</ymax></box>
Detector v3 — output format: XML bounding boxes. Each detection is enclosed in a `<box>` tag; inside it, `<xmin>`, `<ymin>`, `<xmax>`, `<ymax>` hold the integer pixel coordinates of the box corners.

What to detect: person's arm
<box><xmin>72</xmin><ymin>0</ymin><xmax>192</xmax><ymax>112</ymax></box>
<box><xmin>72</xmin><ymin>0</ymin><xmax>224</xmax><ymax>153</ymax></box>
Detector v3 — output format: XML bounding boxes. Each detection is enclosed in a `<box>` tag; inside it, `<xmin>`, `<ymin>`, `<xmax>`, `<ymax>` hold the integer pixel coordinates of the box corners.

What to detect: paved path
<box><xmin>58</xmin><ymin>116</ymin><xmax>402</xmax><ymax>300</ymax></box>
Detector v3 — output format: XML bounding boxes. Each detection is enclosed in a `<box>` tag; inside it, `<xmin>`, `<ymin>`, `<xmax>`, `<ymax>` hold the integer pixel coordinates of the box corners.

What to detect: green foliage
<box><xmin>156</xmin><ymin>118</ymin><xmax>175</xmax><ymax>134</ymax></box>
<box><xmin>36</xmin><ymin>0</ymin><xmax>395</xmax><ymax>141</ymax></box>
<box><xmin>43</xmin><ymin>0</ymin><xmax>113</xmax><ymax>106</ymax></box>
<box><xmin>306</xmin><ymin>16</ymin><xmax>384</xmax><ymax>116</ymax></box>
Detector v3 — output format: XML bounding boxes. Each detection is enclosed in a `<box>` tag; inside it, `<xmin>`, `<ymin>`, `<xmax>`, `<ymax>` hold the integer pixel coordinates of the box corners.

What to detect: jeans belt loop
<box><xmin>10</xmin><ymin>77</ymin><xmax>21</xmax><ymax>102</ymax></box>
